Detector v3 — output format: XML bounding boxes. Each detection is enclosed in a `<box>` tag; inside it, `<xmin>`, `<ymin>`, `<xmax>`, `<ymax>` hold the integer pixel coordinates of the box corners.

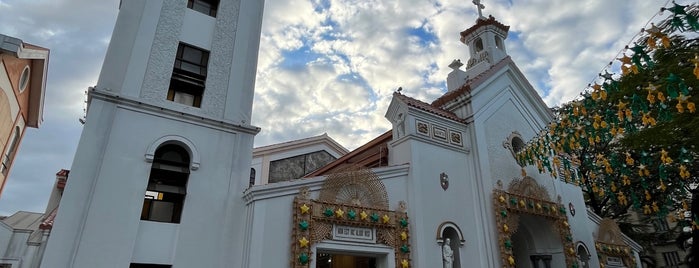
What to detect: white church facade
<box><xmin>37</xmin><ymin>1</ymin><xmax>642</xmax><ymax>268</ymax></box>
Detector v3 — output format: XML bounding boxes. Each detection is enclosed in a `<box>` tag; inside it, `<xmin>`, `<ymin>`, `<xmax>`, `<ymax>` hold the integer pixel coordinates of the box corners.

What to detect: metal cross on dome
<box><xmin>472</xmin><ymin>0</ymin><xmax>485</xmax><ymax>18</ymax></box>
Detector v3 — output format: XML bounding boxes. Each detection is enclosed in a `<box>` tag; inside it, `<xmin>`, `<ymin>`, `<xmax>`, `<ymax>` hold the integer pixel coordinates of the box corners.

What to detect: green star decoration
<box><xmin>510</xmin><ymin>197</ymin><xmax>517</xmax><ymax>205</ymax></box>
<box><xmin>399</xmin><ymin>218</ymin><xmax>409</xmax><ymax>227</ymax></box>
<box><xmin>370</xmin><ymin>213</ymin><xmax>380</xmax><ymax>222</ymax></box>
<box><xmin>298</xmin><ymin>252</ymin><xmax>309</xmax><ymax>264</ymax></box>
<box><xmin>400</xmin><ymin>244</ymin><xmax>410</xmax><ymax>253</ymax></box>
<box><xmin>299</xmin><ymin>220</ymin><xmax>309</xmax><ymax>231</ymax></box>
<box><xmin>347</xmin><ymin>210</ymin><xmax>357</xmax><ymax>220</ymax></box>
<box><xmin>324</xmin><ymin>208</ymin><xmax>334</xmax><ymax>217</ymax></box>
<box><xmin>504</xmin><ymin>239</ymin><xmax>512</xmax><ymax>249</ymax></box>
<box><xmin>559</xmin><ymin>206</ymin><xmax>567</xmax><ymax>214</ymax></box>
<box><xmin>500</xmin><ymin>210</ymin><xmax>507</xmax><ymax>217</ymax></box>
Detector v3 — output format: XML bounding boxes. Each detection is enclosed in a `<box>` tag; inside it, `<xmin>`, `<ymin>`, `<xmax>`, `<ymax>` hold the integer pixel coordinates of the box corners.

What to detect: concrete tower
<box><xmin>41</xmin><ymin>0</ymin><xmax>264</xmax><ymax>267</ymax></box>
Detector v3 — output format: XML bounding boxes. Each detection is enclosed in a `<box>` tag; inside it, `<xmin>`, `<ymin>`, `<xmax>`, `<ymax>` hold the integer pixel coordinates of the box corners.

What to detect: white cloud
<box><xmin>0</xmin><ymin>0</ymin><xmax>679</xmax><ymax>215</ymax></box>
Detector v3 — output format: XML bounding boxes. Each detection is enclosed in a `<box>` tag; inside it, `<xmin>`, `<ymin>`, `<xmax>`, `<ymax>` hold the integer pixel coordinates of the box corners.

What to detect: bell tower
<box><xmin>459</xmin><ymin>1</ymin><xmax>510</xmax><ymax>81</ymax></box>
<box><xmin>41</xmin><ymin>1</ymin><xmax>265</xmax><ymax>267</ymax></box>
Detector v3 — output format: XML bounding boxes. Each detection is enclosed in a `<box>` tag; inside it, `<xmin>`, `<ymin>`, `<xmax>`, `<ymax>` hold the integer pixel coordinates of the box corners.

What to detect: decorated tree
<box><xmin>515</xmin><ymin>1</ymin><xmax>699</xmax><ymax>253</ymax></box>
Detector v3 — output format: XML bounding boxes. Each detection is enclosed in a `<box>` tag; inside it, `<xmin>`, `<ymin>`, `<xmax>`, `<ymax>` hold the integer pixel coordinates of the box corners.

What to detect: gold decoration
<box><xmin>335</xmin><ymin>208</ymin><xmax>344</xmax><ymax>218</ymax></box>
<box><xmin>382</xmin><ymin>214</ymin><xmax>391</xmax><ymax>223</ymax></box>
<box><xmin>508</xmin><ymin>176</ymin><xmax>551</xmax><ymax>201</ymax></box>
<box><xmin>299</xmin><ymin>237</ymin><xmax>309</xmax><ymax>248</ymax></box>
<box><xmin>597</xmin><ymin>218</ymin><xmax>626</xmax><ymax>245</ymax></box>
<box><xmin>300</xmin><ymin>204</ymin><xmax>310</xmax><ymax>214</ymax></box>
<box><xmin>318</xmin><ymin>168</ymin><xmax>389</xmax><ymax>209</ymax></box>
<box><xmin>360</xmin><ymin>211</ymin><xmax>369</xmax><ymax>220</ymax></box>
<box><xmin>493</xmin><ymin>176</ymin><xmax>576</xmax><ymax>267</ymax></box>
<box><xmin>291</xmin><ymin>168</ymin><xmax>411</xmax><ymax>268</ymax></box>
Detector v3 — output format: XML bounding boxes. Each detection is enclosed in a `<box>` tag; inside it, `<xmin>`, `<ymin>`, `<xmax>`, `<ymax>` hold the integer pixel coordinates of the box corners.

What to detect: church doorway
<box><xmin>492</xmin><ymin>177</ymin><xmax>578</xmax><ymax>267</ymax></box>
<box><xmin>316</xmin><ymin>252</ymin><xmax>377</xmax><ymax>268</ymax></box>
<box><xmin>510</xmin><ymin>215</ymin><xmax>565</xmax><ymax>268</ymax></box>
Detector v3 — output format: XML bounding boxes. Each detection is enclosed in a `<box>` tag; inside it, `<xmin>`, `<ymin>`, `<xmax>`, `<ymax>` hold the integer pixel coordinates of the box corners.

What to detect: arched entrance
<box><xmin>510</xmin><ymin>215</ymin><xmax>566</xmax><ymax>268</ymax></box>
<box><xmin>291</xmin><ymin>168</ymin><xmax>411</xmax><ymax>268</ymax></box>
<box><xmin>492</xmin><ymin>177</ymin><xmax>577</xmax><ymax>268</ymax></box>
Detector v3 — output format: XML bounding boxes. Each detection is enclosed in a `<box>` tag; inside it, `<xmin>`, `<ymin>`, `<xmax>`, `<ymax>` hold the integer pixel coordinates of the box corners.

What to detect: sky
<box><xmin>0</xmin><ymin>0</ymin><xmax>677</xmax><ymax>215</ymax></box>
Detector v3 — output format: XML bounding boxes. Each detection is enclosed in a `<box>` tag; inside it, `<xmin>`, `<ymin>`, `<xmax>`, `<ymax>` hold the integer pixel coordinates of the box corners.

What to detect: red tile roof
<box><xmin>393</xmin><ymin>92</ymin><xmax>466</xmax><ymax>123</ymax></box>
<box><xmin>460</xmin><ymin>15</ymin><xmax>510</xmax><ymax>43</ymax></box>
<box><xmin>432</xmin><ymin>56</ymin><xmax>512</xmax><ymax>107</ymax></box>
<box><xmin>39</xmin><ymin>207</ymin><xmax>57</xmax><ymax>230</ymax></box>
<box><xmin>306</xmin><ymin>131</ymin><xmax>392</xmax><ymax>177</ymax></box>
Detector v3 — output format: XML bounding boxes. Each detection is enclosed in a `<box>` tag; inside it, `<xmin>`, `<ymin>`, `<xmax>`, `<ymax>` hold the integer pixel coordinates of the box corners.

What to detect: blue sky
<box><xmin>0</xmin><ymin>0</ymin><xmax>674</xmax><ymax>215</ymax></box>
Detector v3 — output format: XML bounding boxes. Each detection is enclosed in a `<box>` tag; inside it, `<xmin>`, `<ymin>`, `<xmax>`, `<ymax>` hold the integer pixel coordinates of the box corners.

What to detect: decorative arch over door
<box><xmin>595</xmin><ymin>218</ymin><xmax>636</xmax><ymax>267</ymax></box>
<box><xmin>291</xmin><ymin>168</ymin><xmax>411</xmax><ymax>268</ymax></box>
<box><xmin>492</xmin><ymin>176</ymin><xmax>577</xmax><ymax>267</ymax></box>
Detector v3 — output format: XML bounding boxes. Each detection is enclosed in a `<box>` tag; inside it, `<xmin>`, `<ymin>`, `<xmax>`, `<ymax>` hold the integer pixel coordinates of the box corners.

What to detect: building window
<box><xmin>187</xmin><ymin>0</ymin><xmax>219</xmax><ymax>17</ymax></box>
<box><xmin>576</xmin><ymin>243</ymin><xmax>591</xmax><ymax>268</ymax></box>
<box><xmin>473</xmin><ymin>37</ymin><xmax>484</xmax><ymax>52</ymax></box>
<box><xmin>268</xmin><ymin>150</ymin><xmax>336</xmax><ymax>183</ymax></box>
<box><xmin>249</xmin><ymin>168</ymin><xmax>256</xmax><ymax>187</ymax></box>
<box><xmin>653</xmin><ymin>218</ymin><xmax>670</xmax><ymax>232</ymax></box>
<box><xmin>0</xmin><ymin>264</ymin><xmax>12</xmax><ymax>268</ymax></box>
<box><xmin>1</xmin><ymin>126</ymin><xmax>21</xmax><ymax>176</ymax></box>
<box><xmin>167</xmin><ymin>43</ymin><xmax>209</xmax><ymax>107</ymax></box>
<box><xmin>141</xmin><ymin>144</ymin><xmax>190</xmax><ymax>223</ymax></box>
<box><xmin>130</xmin><ymin>264</ymin><xmax>171</xmax><ymax>268</ymax></box>
<box><xmin>19</xmin><ymin>65</ymin><xmax>30</xmax><ymax>92</ymax></box>
<box><xmin>662</xmin><ymin>251</ymin><xmax>681</xmax><ymax>266</ymax></box>
<box><xmin>494</xmin><ymin>36</ymin><xmax>504</xmax><ymax>50</ymax></box>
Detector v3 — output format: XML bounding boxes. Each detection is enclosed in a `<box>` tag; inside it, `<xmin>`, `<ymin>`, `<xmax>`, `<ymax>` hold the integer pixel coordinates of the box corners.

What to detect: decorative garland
<box><xmin>595</xmin><ymin>241</ymin><xmax>636</xmax><ymax>268</ymax></box>
<box><xmin>515</xmin><ymin>1</ymin><xmax>699</xmax><ymax>220</ymax></box>
<box><xmin>291</xmin><ymin>195</ymin><xmax>411</xmax><ymax>267</ymax></box>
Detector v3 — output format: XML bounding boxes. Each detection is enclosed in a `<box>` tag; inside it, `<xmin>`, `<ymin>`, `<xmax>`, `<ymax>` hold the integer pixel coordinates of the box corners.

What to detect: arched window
<box><xmin>249</xmin><ymin>168</ymin><xmax>256</xmax><ymax>187</ymax></box>
<box><xmin>2</xmin><ymin>126</ymin><xmax>21</xmax><ymax>175</ymax></box>
<box><xmin>494</xmin><ymin>36</ymin><xmax>504</xmax><ymax>50</ymax></box>
<box><xmin>474</xmin><ymin>37</ymin><xmax>484</xmax><ymax>52</ymax></box>
<box><xmin>576</xmin><ymin>242</ymin><xmax>591</xmax><ymax>268</ymax></box>
<box><xmin>511</xmin><ymin>136</ymin><xmax>525</xmax><ymax>154</ymax></box>
<box><xmin>141</xmin><ymin>144</ymin><xmax>190</xmax><ymax>223</ymax></box>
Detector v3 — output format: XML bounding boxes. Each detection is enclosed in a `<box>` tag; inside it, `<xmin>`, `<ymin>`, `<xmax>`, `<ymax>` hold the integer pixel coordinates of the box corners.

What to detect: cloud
<box><xmin>0</xmin><ymin>0</ymin><xmax>676</xmax><ymax>215</ymax></box>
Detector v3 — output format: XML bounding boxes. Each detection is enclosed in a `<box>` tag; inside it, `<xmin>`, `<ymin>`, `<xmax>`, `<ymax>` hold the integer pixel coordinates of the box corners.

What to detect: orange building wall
<box><xmin>0</xmin><ymin>54</ymin><xmax>31</xmax><ymax>196</ymax></box>
<box><xmin>1</xmin><ymin>55</ymin><xmax>32</xmax><ymax>122</ymax></box>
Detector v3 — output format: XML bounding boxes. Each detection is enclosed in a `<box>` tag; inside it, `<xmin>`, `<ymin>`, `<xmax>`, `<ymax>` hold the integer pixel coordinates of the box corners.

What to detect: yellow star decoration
<box><xmin>508</xmin><ymin>255</ymin><xmax>515</xmax><ymax>265</ymax></box>
<box><xmin>680</xmin><ymin>165</ymin><xmax>690</xmax><ymax>179</ymax></box>
<box><xmin>335</xmin><ymin>208</ymin><xmax>344</xmax><ymax>218</ymax></box>
<box><xmin>382</xmin><ymin>214</ymin><xmax>391</xmax><ymax>224</ymax></box>
<box><xmin>400</xmin><ymin>231</ymin><xmax>408</xmax><ymax>241</ymax></box>
<box><xmin>299</xmin><ymin>237</ymin><xmax>309</xmax><ymax>248</ymax></box>
<box><xmin>498</xmin><ymin>195</ymin><xmax>505</xmax><ymax>203</ymax></box>
<box><xmin>360</xmin><ymin>211</ymin><xmax>368</xmax><ymax>220</ymax></box>
<box><xmin>503</xmin><ymin>224</ymin><xmax>509</xmax><ymax>233</ymax></box>
<box><xmin>299</xmin><ymin>204</ymin><xmax>310</xmax><ymax>214</ymax></box>
<box><xmin>401</xmin><ymin>259</ymin><xmax>410</xmax><ymax>268</ymax></box>
<box><xmin>563</xmin><ymin>221</ymin><xmax>570</xmax><ymax>227</ymax></box>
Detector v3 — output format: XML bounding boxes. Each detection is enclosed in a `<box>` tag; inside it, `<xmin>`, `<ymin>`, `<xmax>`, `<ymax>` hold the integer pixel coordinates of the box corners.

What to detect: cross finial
<box><xmin>472</xmin><ymin>0</ymin><xmax>485</xmax><ymax>18</ymax></box>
